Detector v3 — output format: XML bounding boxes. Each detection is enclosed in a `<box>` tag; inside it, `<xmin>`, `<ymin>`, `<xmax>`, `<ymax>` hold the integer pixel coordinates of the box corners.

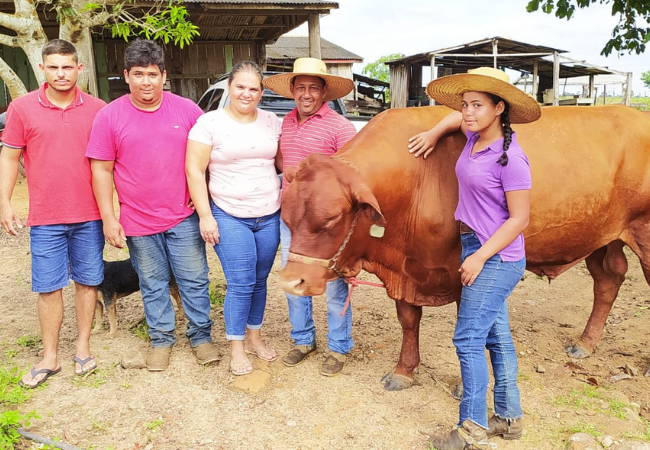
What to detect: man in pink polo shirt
<box><xmin>0</xmin><ymin>39</ymin><xmax>106</xmax><ymax>388</ymax></box>
<box><xmin>264</xmin><ymin>58</ymin><xmax>357</xmax><ymax>376</ymax></box>
<box><xmin>87</xmin><ymin>39</ymin><xmax>219</xmax><ymax>372</ymax></box>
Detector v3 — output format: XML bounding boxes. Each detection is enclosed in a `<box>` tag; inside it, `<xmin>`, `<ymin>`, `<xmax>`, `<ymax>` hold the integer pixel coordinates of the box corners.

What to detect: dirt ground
<box><xmin>3</xmin><ymin>178</ymin><xmax>650</xmax><ymax>450</ymax></box>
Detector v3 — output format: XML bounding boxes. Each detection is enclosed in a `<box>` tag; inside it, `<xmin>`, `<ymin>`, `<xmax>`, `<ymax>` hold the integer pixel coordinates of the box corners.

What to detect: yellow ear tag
<box><xmin>370</xmin><ymin>224</ymin><xmax>385</xmax><ymax>238</ymax></box>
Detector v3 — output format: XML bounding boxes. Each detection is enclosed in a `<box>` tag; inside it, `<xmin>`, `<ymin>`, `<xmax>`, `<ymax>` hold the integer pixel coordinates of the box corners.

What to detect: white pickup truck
<box><xmin>196</xmin><ymin>72</ymin><xmax>370</xmax><ymax>132</ymax></box>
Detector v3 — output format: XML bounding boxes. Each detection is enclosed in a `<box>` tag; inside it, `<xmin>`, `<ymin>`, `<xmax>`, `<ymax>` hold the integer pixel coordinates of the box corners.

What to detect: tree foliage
<box><xmin>642</xmin><ymin>70</ymin><xmax>650</xmax><ymax>89</ymax></box>
<box><xmin>361</xmin><ymin>53</ymin><xmax>404</xmax><ymax>83</ymax></box>
<box><xmin>0</xmin><ymin>0</ymin><xmax>200</xmax><ymax>99</ymax></box>
<box><xmin>526</xmin><ymin>0</ymin><xmax>650</xmax><ymax>55</ymax></box>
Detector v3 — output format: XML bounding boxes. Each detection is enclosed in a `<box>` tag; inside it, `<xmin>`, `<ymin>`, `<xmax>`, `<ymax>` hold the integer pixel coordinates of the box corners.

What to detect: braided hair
<box><xmin>486</xmin><ymin>93</ymin><xmax>513</xmax><ymax>166</ymax></box>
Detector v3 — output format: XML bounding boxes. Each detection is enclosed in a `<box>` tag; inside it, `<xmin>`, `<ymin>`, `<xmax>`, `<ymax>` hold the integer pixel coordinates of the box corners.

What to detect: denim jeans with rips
<box><xmin>279</xmin><ymin>219</ymin><xmax>353</xmax><ymax>355</ymax></box>
<box><xmin>211</xmin><ymin>203</ymin><xmax>280</xmax><ymax>340</ymax></box>
<box><xmin>453</xmin><ymin>231</ymin><xmax>525</xmax><ymax>429</ymax></box>
<box><xmin>126</xmin><ymin>212</ymin><xmax>213</xmax><ymax>348</ymax></box>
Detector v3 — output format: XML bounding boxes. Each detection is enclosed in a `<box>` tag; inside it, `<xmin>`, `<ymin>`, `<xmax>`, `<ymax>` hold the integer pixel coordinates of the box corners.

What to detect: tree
<box><xmin>526</xmin><ymin>0</ymin><xmax>650</xmax><ymax>56</ymax></box>
<box><xmin>362</xmin><ymin>53</ymin><xmax>404</xmax><ymax>83</ymax></box>
<box><xmin>642</xmin><ymin>70</ymin><xmax>650</xmax><ymax>89</ymax></box>
<box><xmin>0</xmin><ymin>0</ymin><xmax>199</xmax><ymax>99</ymax></box>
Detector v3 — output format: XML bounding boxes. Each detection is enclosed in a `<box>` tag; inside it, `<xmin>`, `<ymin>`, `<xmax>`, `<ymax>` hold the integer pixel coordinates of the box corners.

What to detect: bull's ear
<box><xmin>284</xmin><ymin>167</ymin><xmax>297</xmax><ymax>183</ymax></box>
<box><xmin>353</xmin><ymin>183</ymin><xmax>387</xmax><ymax>226</ymax></box>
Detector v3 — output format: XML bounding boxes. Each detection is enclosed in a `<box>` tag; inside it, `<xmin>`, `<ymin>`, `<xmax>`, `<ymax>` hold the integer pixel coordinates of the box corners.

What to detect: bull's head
<box><xmin>280</xmin><ymin>154</ymin><xmax>386</xmax><ymax>296</ymax></box>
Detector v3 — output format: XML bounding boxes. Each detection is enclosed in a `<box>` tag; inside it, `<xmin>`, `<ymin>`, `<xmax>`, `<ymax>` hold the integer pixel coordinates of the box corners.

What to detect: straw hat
<box><xmin>263</xmin><ymin>57</ymin><xmax>354</xmax><ymax>101</ymax></box>
<box><xmin>426</xmin><ymin>67</ymin><xmax>541</xmax><ymax>124</ymax></box>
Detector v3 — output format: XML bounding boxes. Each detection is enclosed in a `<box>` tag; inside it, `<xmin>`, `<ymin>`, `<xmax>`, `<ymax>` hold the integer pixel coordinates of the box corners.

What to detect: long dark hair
<box><xmin>486</xmin><ymin>93</ymin><xmax>513</xmax><ymax>166</ymax></box>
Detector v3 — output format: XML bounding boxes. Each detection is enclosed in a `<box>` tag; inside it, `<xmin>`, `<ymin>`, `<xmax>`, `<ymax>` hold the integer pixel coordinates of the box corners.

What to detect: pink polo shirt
<box><xmin>86</xmin><ymin>92</ymin><xmax>202</xmax><ymax>236</ymax></box>
<box><xmin>280</xmin><ymin>102</ymin><xmax>356</xmax><ymax>191</ymax></box>
<box><xmin>2</xmin><ymin>84</ymin><xmax>106</xmax><ymax>226</ymax></box>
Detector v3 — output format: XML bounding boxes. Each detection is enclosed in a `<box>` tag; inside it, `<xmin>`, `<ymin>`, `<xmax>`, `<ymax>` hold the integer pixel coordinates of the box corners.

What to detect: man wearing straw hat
<box><xmin>264</xmin><ymin>58</ymin><xmax>356</xmax><ymax>376</ymax></box>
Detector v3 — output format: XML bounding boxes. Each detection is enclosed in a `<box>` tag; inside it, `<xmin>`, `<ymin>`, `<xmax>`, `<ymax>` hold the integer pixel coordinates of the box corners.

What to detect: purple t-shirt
<box><xmin>86</xmin><ymin>92</ymin><xmax>202</xmax><ymax>236</ymax></box>
<box><xmin>454</xmin><ymin>130</ymin><xmax>532</xmax><ymax>261</ymax></box>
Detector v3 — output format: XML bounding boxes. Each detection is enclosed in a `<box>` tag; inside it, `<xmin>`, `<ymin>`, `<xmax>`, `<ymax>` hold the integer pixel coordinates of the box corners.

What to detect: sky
<box><xmin>288</xmin><ymin>0</ymin><xmax>649</xmax><ymax>97</ymax></box>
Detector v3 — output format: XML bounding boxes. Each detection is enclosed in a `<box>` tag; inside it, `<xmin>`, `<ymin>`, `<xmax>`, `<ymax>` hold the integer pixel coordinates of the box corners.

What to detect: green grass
<box><xmin>563</xmin><ymin>421</ymin><xmax>601</xmax><ymax>438</ymax></box>
<box><xmin>130</xmin><ymin>317</ymin><xmax>150</xmax><ymax>341</ymax></box>
<box><xmin>209</xmin><ymin>283</ymin><xmax>226</xmax><ymax>306</ymax></box>
<box><xmin>145</xmin><ymin>418</ymin><xmax>163</xmax><ymax>431</ymax></box>
<box><xmin>0</xmin><ymin>360</ymin><xmax>40</xmax><ymax>449</ymax></box>
<box><xmin>15</xmin><ymin>335</ymin><xmax>40</xmax><ymax>348</ymax></box>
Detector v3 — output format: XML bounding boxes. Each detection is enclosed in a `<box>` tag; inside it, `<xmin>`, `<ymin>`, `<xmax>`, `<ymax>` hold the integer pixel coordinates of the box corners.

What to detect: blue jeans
<box><xmin>280</xmin><ymin>219</ymin><xmax>353</xmax><ymax>354</ymax></box>
<box><xmin>453</xmin><ymin>232</ymin><xmax>524</xmax><ymax>429</ymax></box>
<box><xmin>126</xmin><ymin>213</ymin><xmax>212</xmax><ymax>348</ymax></box>
<box><xmin>30</xmin><ymin>220</ymin><xmax>104</xmax><ymax>293</ymax></box>
<box><xmin>211</xmin><ymin>203</ymin><xmax>280</xmax><ymax>340</ymax></box>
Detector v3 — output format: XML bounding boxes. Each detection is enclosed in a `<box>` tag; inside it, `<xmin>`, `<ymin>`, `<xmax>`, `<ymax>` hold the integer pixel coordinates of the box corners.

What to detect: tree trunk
<box><xmin>0</xmin><ymin>57</ymin><xmax>27</xmax><ymax>98</ymax></box>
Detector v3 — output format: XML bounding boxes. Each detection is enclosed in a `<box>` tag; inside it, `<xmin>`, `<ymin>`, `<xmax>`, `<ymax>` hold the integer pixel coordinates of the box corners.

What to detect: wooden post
<box><xmin>588</xmin><ymin>74</ymin><xmax>595</xmax><ymax>100</ymax></box>
<box><xmin>532</xmin><ymin>59</ymin><xmax>538</xmax><ymax>101</ymax></box>
<box><xmin>553</xmin><ymin>51</ymin><xmax>560</xmax><ymax>106</ymax></box>
<box><xmin>308</xmin><ymin>14</ymin><xmax>321</xmax><ymax>59</ymax></box>
<box><xmin>256</xmin><ymin>41</ymin><xmax>267</xmax><ymax>71</ymax></box>
<box><xmin>492</xmin><ymin>39</ymin><xmax>498</xmax><ymax>68</ymax></box>
<box><xmin>430</xmin><ymin>55</ymin><xmax>436</xmax><ymax>105</ymax></box>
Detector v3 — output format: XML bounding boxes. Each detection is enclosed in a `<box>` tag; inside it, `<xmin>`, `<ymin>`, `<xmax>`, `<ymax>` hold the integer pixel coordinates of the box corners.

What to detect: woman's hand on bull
<box><xmin>200</xmin><ymin>216</ymin><xmax>220</xmax><ymax>245</ymax></box>
<box><xmin>408</xmin><ymin>129</ymin><xmax>438</xmax><ymax>159</ymax></box>
<box><xmin>458</xmin><ymin>254</ymin><xmax>486</xmax><ymax>287</ymax></box>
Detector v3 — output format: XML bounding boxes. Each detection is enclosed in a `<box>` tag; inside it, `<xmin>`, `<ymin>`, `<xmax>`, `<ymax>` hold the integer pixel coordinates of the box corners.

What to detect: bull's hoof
<box><xmin>452</xmin><ymin>383</ymin><xmax>463</xmax><ymax>400</ymax></box>
<box><xmin>380</xmin><ymin>371</ymin><xmax>414</xmax><ymax>391</ymax></box>
<box><xmin>565</xmin><ymin>343</ymin><xmax>592</xmax><ymax>359</ymax></box>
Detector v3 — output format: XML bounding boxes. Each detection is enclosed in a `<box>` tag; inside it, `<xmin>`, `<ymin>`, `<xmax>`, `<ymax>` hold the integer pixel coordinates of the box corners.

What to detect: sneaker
<box><xmin>487</xmin><ymin>415</ymin><xmax>523</xmax><ymax>440</ymax></box>
<box><xmin>193</xmin><ymin>343</ymin><xmax>221</xmax><ymax>365</ymax></box>
<box><xmin>146</xmin><ymin>347</ymin><xmax>172</xmax><ymax>372</ymax></box>
<box><xmin>320</xmin><ymin>351</ymin><xmax>346</xmax><ymax>377</ymax></box>
<box><xmin>281</xmin><ymin>344</ymin><xmax>316</xmax><ymax>367</ymax></box>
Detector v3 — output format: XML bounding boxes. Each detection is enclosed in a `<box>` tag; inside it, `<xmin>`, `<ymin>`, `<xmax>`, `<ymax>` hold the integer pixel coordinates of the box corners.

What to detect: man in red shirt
<box><xmin>264</xmin><ymin>58</ymin><xmax>356</xmax><ymax>376</ymax></box>
<box><xmin>0</xmin><ymin>40</ymin><xmax>106</xmax><ymax>388</ymax></box>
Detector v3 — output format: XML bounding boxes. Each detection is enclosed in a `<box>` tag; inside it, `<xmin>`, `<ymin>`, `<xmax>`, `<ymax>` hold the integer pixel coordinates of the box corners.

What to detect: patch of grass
<box><xmin>0</xmin><ymin>364</ymin><xmax>40</xmax><ymax>449</ymax></box>
<box><xmin>517</xmin><ymin>371</ymin><xmax>531</xmax><ymax>382</ymax></box>
<box><xmin>622</xmin><ymin>417</ymin><xmax>650</xmax><ymax>442</ymax></box>
<box><xmin>563</xmin><ymin>421</ymin><xmax>601</xmax><ymax>437</ymax></box>
<box><xmin>130</xmin><ymin>317</ymin><xmax>150</xmax><ymax>341</ymax></box>
<box><xmin>145</xmin><ymin>418</ymin><xmax>163</xmax><ymax>431</ymax></box>
<box><xmin>552</xmin><ymin>383</ymin><xmax>633</xmax><ymax>421</ymax></box>
<box><xmin>209</xmin><ymin>283</ymin><xmax>225</xmax><ymax>306</ymax></box>
<box><xmin>608</xmin><ymin>398</ymin><xmax>629</xmax><ymax>419</ymax></box>
<box><xmin>15</xmin><ymin>335</ymin><xmax>40</xmax><ymax>348</ymax></box>
<box><xmin>71</xmin><ymin>368</ymin><xmax>108</xmax><ymax>388</ymax></box>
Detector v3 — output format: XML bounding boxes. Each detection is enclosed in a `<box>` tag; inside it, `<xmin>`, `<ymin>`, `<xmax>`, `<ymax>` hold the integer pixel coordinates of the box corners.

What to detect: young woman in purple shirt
<box><xmin>408</xmin><ymin>67</ymin><xmax>541</xmax><ymax>450</ymax></box>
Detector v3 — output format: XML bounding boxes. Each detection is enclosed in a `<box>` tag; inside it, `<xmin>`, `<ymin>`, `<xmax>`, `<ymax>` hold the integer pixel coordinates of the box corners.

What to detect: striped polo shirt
<box><xmin>281</xmin><ymin>102</ymin><xmax>357</xmax><ymax>190</ymax></box>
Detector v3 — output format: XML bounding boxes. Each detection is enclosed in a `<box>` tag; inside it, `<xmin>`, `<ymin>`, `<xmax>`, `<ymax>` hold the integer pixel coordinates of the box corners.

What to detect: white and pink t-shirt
<box><xmin>86</xmin><ymin>92</ymin><xmax>203</xmax><ymax>236</ymax></box>
<box><xmin>188</xmin><ymin>108</ymin><xmax>281</xmax><ymax>218</ymax></box>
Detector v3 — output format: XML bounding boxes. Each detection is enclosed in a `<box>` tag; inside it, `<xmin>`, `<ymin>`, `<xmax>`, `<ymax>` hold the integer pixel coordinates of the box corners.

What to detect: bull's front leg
<box><xmin>381</xmin><ymin>300</ymin><xmax>422</xmax><ymax>391</ymax></box>
<box><xmin>566</xmin><ymin>242</ymin><xmax>627</xmax><ymax>358</ymax></box>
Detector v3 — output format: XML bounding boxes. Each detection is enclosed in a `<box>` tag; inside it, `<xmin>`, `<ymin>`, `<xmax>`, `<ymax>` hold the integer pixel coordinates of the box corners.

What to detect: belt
<box><xmin>459</xmin><ymin>221</ymin><xmax>473</xmax><ymax>235</ymax></box>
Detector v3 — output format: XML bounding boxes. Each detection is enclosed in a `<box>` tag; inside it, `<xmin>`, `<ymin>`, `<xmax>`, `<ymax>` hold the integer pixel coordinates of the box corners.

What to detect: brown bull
<box><xmin>279</xmin><ymin>105</ymin><xmax>650</xmax><ymax>391</ymax></box>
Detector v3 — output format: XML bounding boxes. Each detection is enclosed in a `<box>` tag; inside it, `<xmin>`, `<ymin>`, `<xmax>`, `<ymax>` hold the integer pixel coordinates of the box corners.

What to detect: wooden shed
<box><xmin>386</xmin><ymin>36</ymin><xmax>633</xmax><ymax>109</ymax></box>
<box><xmin>0</xmin><ymin>0</ymin><xmax>340</xmax><ymax>105</ymax></box>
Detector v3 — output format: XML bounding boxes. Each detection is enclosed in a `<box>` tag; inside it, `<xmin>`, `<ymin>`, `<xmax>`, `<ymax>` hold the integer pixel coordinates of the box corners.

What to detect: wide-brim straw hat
<box><xmin>426</xmin><ymin>67</ymin><xmax>541</xmax><ymax>124</ymax></box>
<box><xmin>263</xmin><ymin>57</ymin><xmax>355</xmax><ymax>101</ymax></box>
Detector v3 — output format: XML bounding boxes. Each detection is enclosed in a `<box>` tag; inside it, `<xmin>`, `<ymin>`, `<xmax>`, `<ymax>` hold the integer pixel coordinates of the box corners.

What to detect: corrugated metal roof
<box><xmin>267</xmin><ymin>36</ymin><xmax>362</xmax><ymax>61</ymax></box>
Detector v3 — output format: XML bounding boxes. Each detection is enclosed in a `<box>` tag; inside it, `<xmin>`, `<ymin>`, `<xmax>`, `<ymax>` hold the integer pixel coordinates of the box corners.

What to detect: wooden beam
<box><xmin>256</xmin><ymin>40</ymin><xmax>267</xmax><ymax>71</ymax></box>
<box><xmin>532</xmin><ymin>59</ymin><xmax>538</xmax><ymax>100</ymax></box>
<box><xmin>308</xmin><ymin>13</ymin><xmax>321</xmax><ymax>59</ymax></box>
<box><xmin>553</xmin><ymin>51</ymin><xmax>560</xmax><ymax>106</ymax></box>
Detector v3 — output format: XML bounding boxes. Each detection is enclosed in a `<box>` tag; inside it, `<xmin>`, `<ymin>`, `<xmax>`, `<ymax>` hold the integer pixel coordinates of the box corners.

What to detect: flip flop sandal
<box><xmin>230</xmin><ymin>360</ymin><xmax>253</xmax><ymax>376</ymax></box>
<box><xmin>19</xmin><ymin>366</ymin><xmax>62</xmax><ymax>389</ymax></box>
<box><xmin>244</xmin><ymin>347</ymin><xmax>277</xmax><ymax>362</ymax></box>
<box><xmin>73</xmin><ymin>355</ymin><xmax>97</xmax><ymax>376</ymax></box>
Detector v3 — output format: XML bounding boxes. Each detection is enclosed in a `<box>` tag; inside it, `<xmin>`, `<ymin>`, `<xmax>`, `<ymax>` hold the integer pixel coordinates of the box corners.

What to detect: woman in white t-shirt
<box><xmin>186</xmin><ymin>61</ymin><xmax>282</xmax><ymax>376</ymax></box>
